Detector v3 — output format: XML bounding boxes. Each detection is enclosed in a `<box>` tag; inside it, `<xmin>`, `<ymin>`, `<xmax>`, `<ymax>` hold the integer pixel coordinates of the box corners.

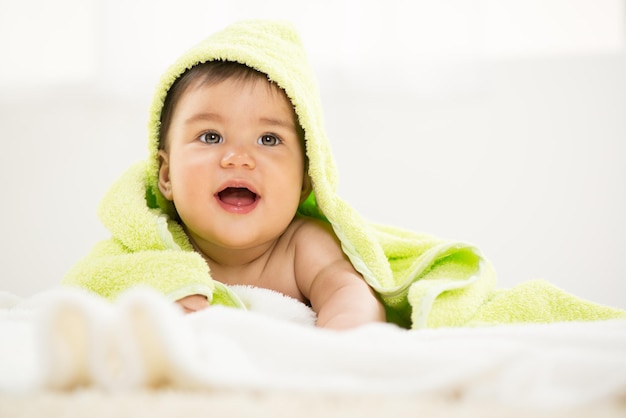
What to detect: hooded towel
<box><xmin>62</xmin><ymin>20</ymin><xmax>626</xmax><ymax>328</ymax></box>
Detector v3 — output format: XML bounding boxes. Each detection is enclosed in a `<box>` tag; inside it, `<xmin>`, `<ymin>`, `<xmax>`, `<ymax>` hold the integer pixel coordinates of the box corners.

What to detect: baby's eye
<box><xmin>257</xmin><ymin>134</ymin><xmax>281</xmax><ymax>146</ymax></box>
<box><xmin>199</xmin><ymin>131</ymin><xmax>223</xmax><ymax>144</ymax></box>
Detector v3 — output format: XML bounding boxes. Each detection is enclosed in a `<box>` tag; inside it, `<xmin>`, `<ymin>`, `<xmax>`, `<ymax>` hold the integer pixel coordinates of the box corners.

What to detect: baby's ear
<box><xmin>300</xmin><ymin>172</ymin><xmax>312</xmax><ymax>203</ymax></box>
<box><xmin>157</xmin><ymin>150</ymin><xmax>173</xmax><ymax>201</ymax></box>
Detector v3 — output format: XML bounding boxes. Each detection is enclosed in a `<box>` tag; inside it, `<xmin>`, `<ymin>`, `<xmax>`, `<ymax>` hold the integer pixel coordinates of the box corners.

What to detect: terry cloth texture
<box><xmin>62</xmin><ymin>19</ymin><xmax>626</xmax><ymax>328</ymax></box>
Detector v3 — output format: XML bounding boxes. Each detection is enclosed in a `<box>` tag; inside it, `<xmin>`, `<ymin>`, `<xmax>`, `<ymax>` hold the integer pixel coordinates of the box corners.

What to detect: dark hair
<box><xmin>158</xmin><ymin>60</ymin><xmax>304</xmax><ymax>150</ymax></box>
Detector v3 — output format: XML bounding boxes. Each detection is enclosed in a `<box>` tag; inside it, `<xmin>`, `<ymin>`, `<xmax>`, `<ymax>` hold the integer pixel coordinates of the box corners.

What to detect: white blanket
<box><xmin>1</xmin><ymin>287</ymin><xmax>625</xmax><ymax>410</ymax></box>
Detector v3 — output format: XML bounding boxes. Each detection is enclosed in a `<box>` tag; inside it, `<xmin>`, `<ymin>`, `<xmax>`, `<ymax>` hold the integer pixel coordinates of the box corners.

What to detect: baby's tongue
<box><xmin>219</xmin><ymin>187</ymin><xmax>256</xmax><ymax>206</ymax></box>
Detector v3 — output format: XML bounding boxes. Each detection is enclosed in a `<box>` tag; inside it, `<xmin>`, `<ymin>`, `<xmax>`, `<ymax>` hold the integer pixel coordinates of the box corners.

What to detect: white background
<box><xmin>1</xmin><ymin>0</ymin><xmax>625</xmax><ymax>309</ymax></box>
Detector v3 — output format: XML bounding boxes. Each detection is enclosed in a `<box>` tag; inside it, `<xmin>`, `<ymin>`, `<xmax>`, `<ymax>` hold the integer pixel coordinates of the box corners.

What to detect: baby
<box><xmin>62</xmin><ymin>20</ymin><xmax>626</xmax><ymax>331</ymax></box>
<box><xmin>158</xmin><ymin>61</ymin><xmax>385</xmax><ymax>329</ymax></box>
<box><xmin>63</xmin><ymin>21</ymin><xmax>386</xmax><ymax>330</ymax></box>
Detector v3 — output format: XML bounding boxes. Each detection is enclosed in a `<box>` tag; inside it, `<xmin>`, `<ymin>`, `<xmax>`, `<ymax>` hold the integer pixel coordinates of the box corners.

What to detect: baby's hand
<box><xmin>176</xmin><ymin>294</ymin><xmax>210</xmax><ymax>314</ymax></box>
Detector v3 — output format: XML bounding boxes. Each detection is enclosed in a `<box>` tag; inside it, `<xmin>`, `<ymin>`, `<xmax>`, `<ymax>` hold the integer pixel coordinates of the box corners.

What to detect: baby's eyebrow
<box><xmin>259</xmin><ymin>117</ymin><xmax>295</xmax><ymax>130</ymax></box>
<box><xmin>184</xmin><ymin>112</ymin><xmax>222</xmax><ymax>125</ymax></box>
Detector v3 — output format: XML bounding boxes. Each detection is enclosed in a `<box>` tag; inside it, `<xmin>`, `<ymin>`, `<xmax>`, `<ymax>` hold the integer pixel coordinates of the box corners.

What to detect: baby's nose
<box><xmin>220</xmin><ymin>146</ymin><xmax>256</xmax><ymax>169</ymax></box>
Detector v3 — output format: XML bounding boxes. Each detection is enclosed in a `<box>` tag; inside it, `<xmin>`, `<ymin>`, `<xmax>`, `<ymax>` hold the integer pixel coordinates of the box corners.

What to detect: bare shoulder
<box><xmin>286</xmin><ymin>219</ymin><xmax>386</xmax><ymax>329</ymax></box>
<box><xmin>289</xmin><ymin>215</ymin><xmax>341</xmax><ymax>249</ymax></box>
<box><xmin>289</xmin><ymin>215</ymin><xmax>360</xmax><ymax>296</ymax></box>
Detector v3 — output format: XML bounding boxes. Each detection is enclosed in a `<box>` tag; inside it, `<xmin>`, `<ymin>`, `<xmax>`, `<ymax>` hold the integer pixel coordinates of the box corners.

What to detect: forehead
<box><xmin>179</xmin><ymin>62</ymin><xmax>290</xmax><ymax>107</ymax></box>
<box><xmin>159</xmin><ymin>62</ymin><xmax>303</xmax><ymax>149</ymax></box>
<box><xmin>177</xmin><ymin>76</ymin><xmax>297</xmax><ymax>122</ymax></box>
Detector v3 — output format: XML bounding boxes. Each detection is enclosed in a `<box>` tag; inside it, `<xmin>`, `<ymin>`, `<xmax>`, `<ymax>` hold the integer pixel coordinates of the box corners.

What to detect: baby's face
<box><xmin>158</xmin><ymin>77</ymin><xmax>310</xmax><ymax>252</ymax></box>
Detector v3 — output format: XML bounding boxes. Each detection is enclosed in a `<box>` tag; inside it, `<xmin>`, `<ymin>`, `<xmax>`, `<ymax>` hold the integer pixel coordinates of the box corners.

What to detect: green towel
<box><xmin>62</xmin><ymin>19</ymin><xmax>626</xmax><ymax>328</ymax></box>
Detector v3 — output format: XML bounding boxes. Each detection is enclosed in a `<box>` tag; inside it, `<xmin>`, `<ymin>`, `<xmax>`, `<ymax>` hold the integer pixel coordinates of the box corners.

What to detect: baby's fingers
<box><xmin>176</xmin><ymin>294</ymin><xmax>210</xmax><ymax>314</ymax></box>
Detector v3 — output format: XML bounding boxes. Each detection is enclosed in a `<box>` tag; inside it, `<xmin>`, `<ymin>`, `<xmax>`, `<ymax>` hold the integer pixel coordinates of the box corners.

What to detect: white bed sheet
<box><xmin>1</xmin><ymin>287</ymin><xmax>625</xmax><ymax>413</ymax></box>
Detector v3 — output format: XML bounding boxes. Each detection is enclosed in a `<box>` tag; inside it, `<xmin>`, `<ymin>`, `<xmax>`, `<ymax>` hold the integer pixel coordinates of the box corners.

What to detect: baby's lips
<box><xmin>217</xmin><ymin>187</ymin><xmax>258</xmax><ymax>207</ymax></box>
<box><xmin>215</xmin><ymin>179</ymin><xmax>259</xmax><ymax>197</ymax></box>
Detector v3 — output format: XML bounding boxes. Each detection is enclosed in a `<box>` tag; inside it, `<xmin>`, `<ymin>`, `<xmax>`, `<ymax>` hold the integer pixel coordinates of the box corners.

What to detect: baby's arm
<box><xmin>295</xmin><ymin>219</ymin><xmax>386</xmax><ymax>330</ymax></box>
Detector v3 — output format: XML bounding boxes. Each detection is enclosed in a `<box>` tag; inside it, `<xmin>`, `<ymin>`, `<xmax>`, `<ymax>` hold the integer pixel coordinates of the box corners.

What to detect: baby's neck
<box><xmin>188</xmin><ymin>235</ymin><xmax>275</xmax><ymax>277</ymax></box>
<box><xmin>182</xmin><ymin>218</ymin><xmax>307</xmax><ymax>303</ymax></box>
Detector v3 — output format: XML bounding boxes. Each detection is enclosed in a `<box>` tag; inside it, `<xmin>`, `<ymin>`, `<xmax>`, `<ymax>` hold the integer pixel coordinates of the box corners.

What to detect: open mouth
<box><xmin>216</xmin><ymin>187</ymin><xmax>259</xmax><ymax>208</ymax></box>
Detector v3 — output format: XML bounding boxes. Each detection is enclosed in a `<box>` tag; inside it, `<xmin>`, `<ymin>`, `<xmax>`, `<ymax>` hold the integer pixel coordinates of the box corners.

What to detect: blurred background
<box><xmin>1</xmin><ymin>0</ymin><xmax>625</xmax><ymax>309</ymax></box>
